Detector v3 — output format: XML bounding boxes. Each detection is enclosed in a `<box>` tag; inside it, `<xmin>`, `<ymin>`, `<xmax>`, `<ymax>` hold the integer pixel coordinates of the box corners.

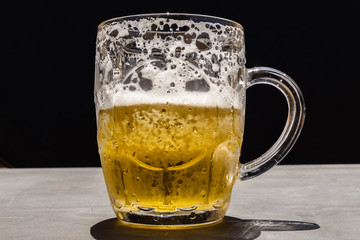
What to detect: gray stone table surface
<box><xmin>0</xmin><ymin>165</ymin><xmax>359</xmax><ymax>239</ymax></box>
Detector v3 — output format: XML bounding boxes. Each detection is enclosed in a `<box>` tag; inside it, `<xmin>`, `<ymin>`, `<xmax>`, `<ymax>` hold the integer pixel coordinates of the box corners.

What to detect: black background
<box><xmin>1</xmin><ymin>0</ymin><xmax>357</xmax><ymax>167</ymax></box>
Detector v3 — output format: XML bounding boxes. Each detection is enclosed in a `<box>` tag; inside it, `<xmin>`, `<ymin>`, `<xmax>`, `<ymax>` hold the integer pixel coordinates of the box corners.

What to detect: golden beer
<box><xmin>97</xmin><ymin>103</ymin><xmax>243</xmax><ymax>222</ymax></box>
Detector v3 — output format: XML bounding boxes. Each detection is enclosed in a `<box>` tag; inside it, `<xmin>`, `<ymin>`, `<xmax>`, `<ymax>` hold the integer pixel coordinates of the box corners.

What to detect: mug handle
<box><xmin>239</xmin><ymin>67</ymin><xmax>306</xmax><ymax>180</ymax></box>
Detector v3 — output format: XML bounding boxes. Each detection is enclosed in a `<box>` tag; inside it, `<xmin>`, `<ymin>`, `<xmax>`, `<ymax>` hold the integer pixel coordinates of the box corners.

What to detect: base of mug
<box><xmin>114</xmin><ymin>209</ymin><xmax>225</xmax><ymax>228</ymax></box>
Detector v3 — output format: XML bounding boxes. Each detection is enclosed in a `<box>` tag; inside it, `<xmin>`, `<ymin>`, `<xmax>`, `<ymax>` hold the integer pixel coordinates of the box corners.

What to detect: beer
<box><xmin>97</xmin><ymin>103</ymin><xmax>243</xmax><ymax>218</ymax></box>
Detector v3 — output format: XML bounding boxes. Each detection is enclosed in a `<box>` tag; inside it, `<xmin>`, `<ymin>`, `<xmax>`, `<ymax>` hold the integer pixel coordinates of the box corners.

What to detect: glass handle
<box><xmin>239</xmin><ymin>67</ymin><xmax>306</xmax><ymax>181</ymax></box>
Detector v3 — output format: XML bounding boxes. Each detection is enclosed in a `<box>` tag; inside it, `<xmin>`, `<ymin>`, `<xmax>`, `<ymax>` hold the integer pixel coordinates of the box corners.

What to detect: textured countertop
<box><xmin>0</xmin><ymin>165</ymin><xmax>359</xmax><ymax>239</ymax></box>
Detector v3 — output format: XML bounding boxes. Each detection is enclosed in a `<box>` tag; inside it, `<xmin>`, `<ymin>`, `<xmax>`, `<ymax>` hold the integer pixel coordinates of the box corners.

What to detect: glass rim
<box><xmin>98</xmin><ymin>13</ymin><xmax>244</xmax><ymax>30</ymax></box>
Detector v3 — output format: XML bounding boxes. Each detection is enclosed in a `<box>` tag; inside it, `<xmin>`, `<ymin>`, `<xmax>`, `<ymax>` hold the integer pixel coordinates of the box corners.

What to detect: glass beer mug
<box><xmin>94</xmin><ymin>13</ymin><xmax>305</xmax><ymax>227</ymax></box>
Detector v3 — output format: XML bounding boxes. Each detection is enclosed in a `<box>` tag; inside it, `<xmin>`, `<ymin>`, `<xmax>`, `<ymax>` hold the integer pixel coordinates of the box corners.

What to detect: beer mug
<box><xmin>94</xmin><ymin>13</ymin><xmax>305</xmax><ymax>227</ymax></box>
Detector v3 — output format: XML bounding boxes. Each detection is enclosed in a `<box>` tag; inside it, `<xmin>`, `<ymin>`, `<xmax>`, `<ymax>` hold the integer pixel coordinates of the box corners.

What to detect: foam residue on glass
<box><xmin>95</xmin><ymin>15</ymin><xmax>246</xmax><ymax>110</ymax></box>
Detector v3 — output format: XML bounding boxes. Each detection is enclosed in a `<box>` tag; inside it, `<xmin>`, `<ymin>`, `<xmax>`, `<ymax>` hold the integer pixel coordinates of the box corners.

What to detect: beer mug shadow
<box><xmin>90</xmin><ymin>216</ymin><xmax>319</xmax><ymax>240</ymax></box>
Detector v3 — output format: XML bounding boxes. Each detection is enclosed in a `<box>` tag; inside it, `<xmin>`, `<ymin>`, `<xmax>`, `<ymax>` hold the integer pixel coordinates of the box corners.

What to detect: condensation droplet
<box><xmin>116</xmin><ymin>212</ymin><xmax>124</xmax><ymax>220</ymax></box>
<box><xmin>178</xmin><ymin>205</ymin><xmax>197</xmax><ymax>211</ymax></box>
<box><xmin>200</xmin><ymin>190</ymin><xmax>207</xmax><ymax>197</ymax></box>
<box><xmin>212</xmin><ymin>200</ymin><xmax>225</xmax><ymax>209</ymax></box>
<box><xmin>137</xmin><ymin>206</ymin><xmax>155</xmax><ymax>211</ymax></box>
<box><xmin>113</xmin><ymin>201</ymin><xmax>123</xmax><ymax>211</ymax></box>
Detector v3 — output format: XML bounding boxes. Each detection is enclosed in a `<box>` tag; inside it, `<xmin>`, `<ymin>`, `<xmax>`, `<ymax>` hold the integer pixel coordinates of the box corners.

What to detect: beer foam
<box><xmin>95</xmin><ymin>14</ymin><xmax>246</xmax><ymax>110</ymax></box>
<box><xmin>112</xmin><ymin>88</ymin><xmax>236</xmax><ymax>108</ymax></box>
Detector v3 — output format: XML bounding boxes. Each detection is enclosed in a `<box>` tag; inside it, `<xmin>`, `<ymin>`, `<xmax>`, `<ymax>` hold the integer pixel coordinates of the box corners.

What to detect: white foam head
<box><xmin>95</xmin><ymin>14</ymin><xmax>246</xmax><ymax>110</ymax></box>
